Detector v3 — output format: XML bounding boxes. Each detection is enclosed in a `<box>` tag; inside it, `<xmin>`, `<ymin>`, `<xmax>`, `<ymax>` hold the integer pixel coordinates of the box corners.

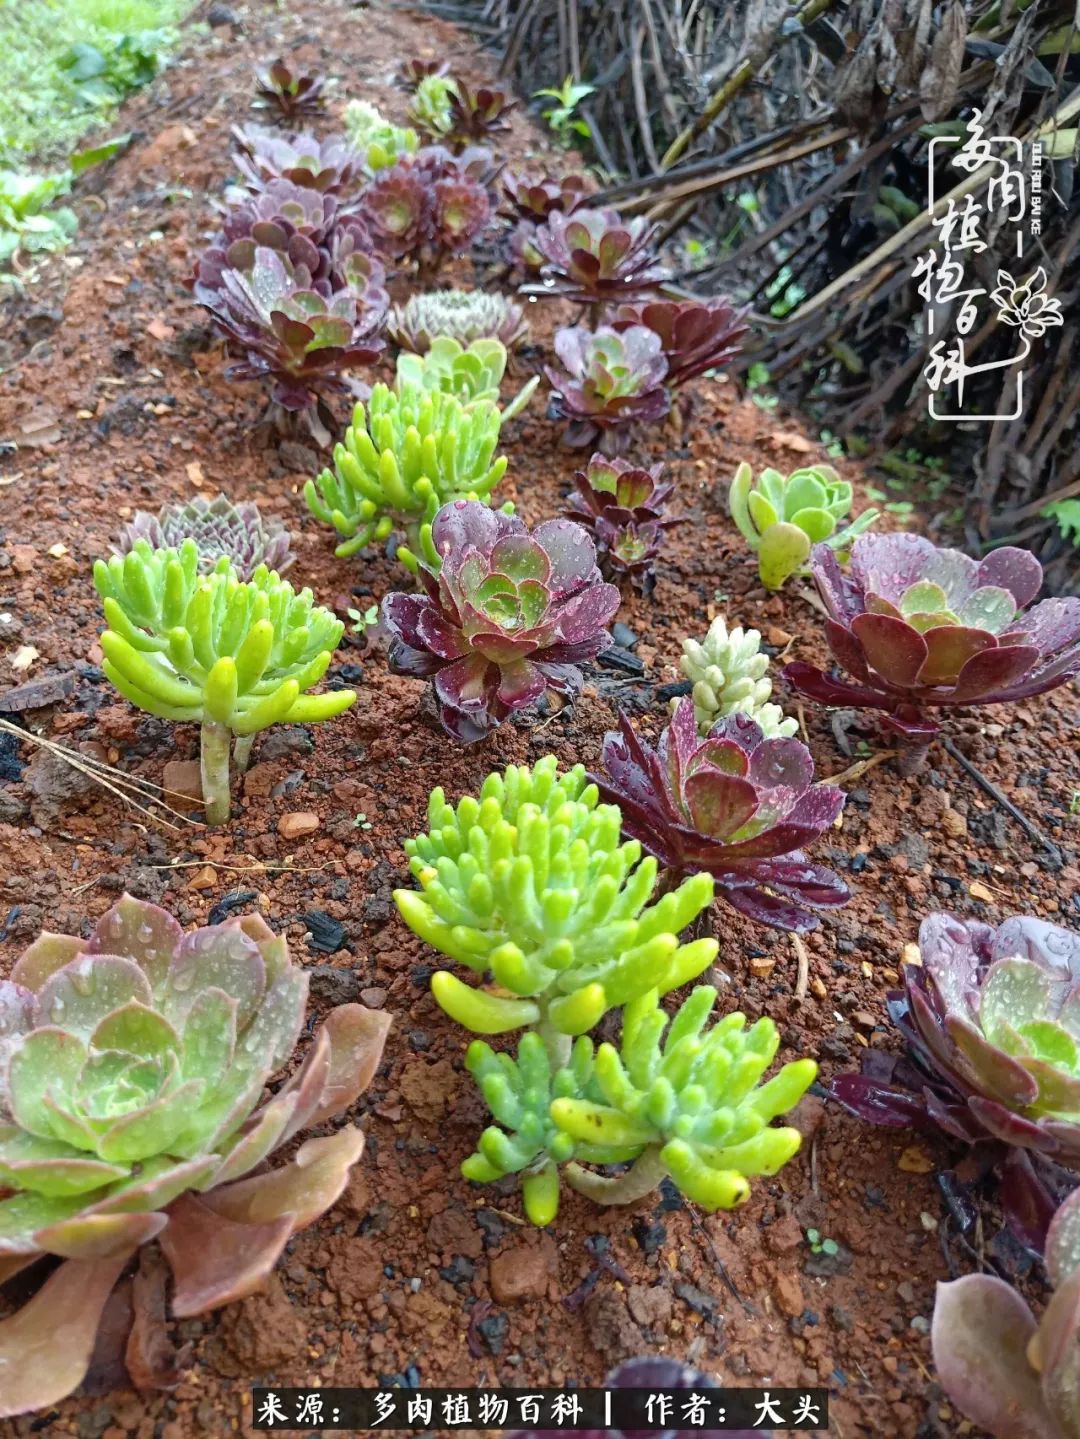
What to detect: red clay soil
<box><xmin>1</xmin><ymin>3</ymin><xmax>1078</xmax><ymax>1437</ymax></box>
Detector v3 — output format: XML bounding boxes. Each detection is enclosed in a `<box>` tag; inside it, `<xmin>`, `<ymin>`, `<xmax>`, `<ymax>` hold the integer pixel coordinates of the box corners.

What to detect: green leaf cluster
<box><xmin>94</xmin><ymin>538</ymin><xmax>354</xmax><ymax>734</ymax></box>
<box><xmin>728</xmin><ymin>461</ymin><xmax>878</xmax><ymax>589</ymax></box>
<box><xmin>396</xmin><ymin>757</ymin><xmax>816</xmax><ymax>1225</ymax></box>
<box><xmin>304</xmin><ymin>382</ymin><xmax>509</xmax><ymax>560</ymax></box>
<box><xmin>395</xmin><ymin>337</ymin><xmax>538</xmax><ymax>423</ymax></box>
<box><xmin>396</xmin><ymin>755</ymin><xmax>717</xmax><ymax>1036</ymax></box>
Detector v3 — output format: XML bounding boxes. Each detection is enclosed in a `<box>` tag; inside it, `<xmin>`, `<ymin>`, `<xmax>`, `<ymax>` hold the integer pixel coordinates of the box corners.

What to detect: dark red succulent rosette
<box><xmin>533</xmin><ymin>206</ymin><xmax>666</xmax><ymax>304</ymax></box>
<box><xmin>566</xmin><ymin>453</ymin><xmax>681</xmax><ymax>590</ymax></box>
<box><xmin>444</xmin><ymin>82</ymin><xmax>517</xmax><ymax>149</ymax></box>
<box><xmin>591</xmin><ymin>699</ymin><xmax>848</xmax><ymax>933</ymax></box>
<box><xmin>380</xmin><ymin>501</ymin><xmax>620</xmax><ymax>742</ymax></box>
<box><xmin>501</xmin><ymin>169</ymin><xmax>592</xmax><ymax>222</ymax></box>
<box><xmin>785</xmin><ymin>535</ymin><xmax>1080</xmax><ymax>743</ymax></box>
<box><xmin>828</xmin><ymin>912</ymin><xmax>1080</xmax><ymax>1253</ymax></box>
<box><xmin>195</xmin><ymin>247</ymin><xmax>385</xmax><ymax>414</ymax></box>
<box><xmin>612</xmin><ymin>296</ymin><xmax>750</xmax><ymax>388</ymax></box>
<box><xmin>253</xmin><ymin>60</ymin><xmax>327</xmax><ymax>121</ymax></box>
<box><xmin>359</xmin><ymin>147</ymin><xmax>494</xmax><ymax>268</ymax></box>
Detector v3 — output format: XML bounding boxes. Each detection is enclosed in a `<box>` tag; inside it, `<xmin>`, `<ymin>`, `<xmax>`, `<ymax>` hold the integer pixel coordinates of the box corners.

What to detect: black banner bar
<box><xmin>252</xmin><ymin>1386</ymin><xmax>829</xmax><ymax>1431</ymax></box>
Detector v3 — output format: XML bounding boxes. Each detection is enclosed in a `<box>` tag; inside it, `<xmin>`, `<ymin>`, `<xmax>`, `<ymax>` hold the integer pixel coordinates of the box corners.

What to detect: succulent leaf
<box><xmin>532</xmin><ymin>206</ymin><xmax>666</xmax><ymax>304</ymax></box>
<box><xmin>612</xmin><ymin>296</ymin><xmax>748</xmax><ymax>389</ymax></box>
<box><xmin>566</xmin><ymin>452</ymin><xmax>680</xmax><ymax>593</ymax></box>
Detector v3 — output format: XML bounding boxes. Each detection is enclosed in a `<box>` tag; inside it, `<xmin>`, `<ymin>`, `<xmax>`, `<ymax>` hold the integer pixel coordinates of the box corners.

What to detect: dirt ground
<box><xmin>1</xmin><ymin>2</ymin><xmax>1078</xmax><ymax>1436</ymax></box>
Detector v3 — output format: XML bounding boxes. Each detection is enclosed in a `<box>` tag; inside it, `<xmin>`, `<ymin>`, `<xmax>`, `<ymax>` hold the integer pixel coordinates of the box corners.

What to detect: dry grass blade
<box><xmin>0</xmin><ymin>718</ymin><xmax>202</xmax><ymax>830</ymax></box>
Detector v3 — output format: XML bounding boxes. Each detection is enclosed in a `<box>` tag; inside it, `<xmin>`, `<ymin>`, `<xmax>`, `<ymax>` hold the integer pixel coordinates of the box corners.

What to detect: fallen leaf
<box><xmin>186</xmin><ymin>461</ymin><xmax>205</xmax><ymax>486</ymax></box>
<box><xmin>11</xmin><ymin>645</ymin><xmax>39</xmax><ymax>672</ymax></box>
<box><xmin>969</xmin><ymin>880</ymin><xmax>996</xmax><ymax>903</ymax></box>
<box><xmin>146</xmin><ymin>317</ymin><xmax>175</xmax><ymax>342</ymax></box>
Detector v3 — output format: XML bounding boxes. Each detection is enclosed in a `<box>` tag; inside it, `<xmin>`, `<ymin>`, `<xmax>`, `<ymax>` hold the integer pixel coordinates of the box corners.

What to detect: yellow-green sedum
<box><xmin>675</xmin><ymin>615</ymin><xmax>797</xmax><ymax>738</ymax></box>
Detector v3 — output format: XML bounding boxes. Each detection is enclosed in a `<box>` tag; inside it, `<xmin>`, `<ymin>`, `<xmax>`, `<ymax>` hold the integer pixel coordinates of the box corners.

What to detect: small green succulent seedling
<box><xmin>94</xmin><ymin>539</ymin><xmax>355</xmax><ymax>823</ymax></box>
<box><xmin>304</xmin><ymin>382</ymin><xmax>509</xmax><ymax>560</ymax></box>
<box><xmin>343</xmin><ymin>98</ymin><xmax>420</xmax><ymax>172</ymax></box>
<box><xmin>395</xmin><ymin>756</ymin><xmax>718</xmax><ymax>1045</ymax></box>
<box><xmin>466</xmin><ymin>985</ymin><xmax>816</xmax><ymax>1221</ymax></box>
<box><xmin>728</xmin><ymin>461</ymin><xmax>878</xmax><ymax>589</ymax></box>
<box><xmin>395</xmin><ymin>336</ymin><xmax>538</xmax><ymax>423</ymax></box>
<box><xmin>409</xmin><ymin>73</ymin><xmax>456</xmax><ymax>137</ymax></box>
<box><xmin>676</xmin><ymin>615</ymin><xmax>797</xmax><ymax>738</ymax></box>
<box><xmin>806</xmin><ymin>1227</ymin><xmax>839</xmax><ymax>1256</ymax></box>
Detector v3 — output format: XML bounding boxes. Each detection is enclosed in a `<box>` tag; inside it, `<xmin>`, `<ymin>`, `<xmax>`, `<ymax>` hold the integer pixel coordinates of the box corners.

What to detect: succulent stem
<box><xmin>233</xmin><ymin>734</ymin><xmax>255</xmax><ymax>775</ymax></box>
<box><xmin>536</xmin><ymin>1006</ymin><xmax>573</xmax><ymax>1070</ymax></box>
<box><xmin>200</xmin><ymin>720</ymin><xmax>232</xmax><ymax>825</ymax></box>
<box><xmin>563</xmin><ymin>1146</ymin><xmax>668</xmax><ymax>1206</ymax></box>
<box><xmin>895</xmin><ymin>738</ymin><xmax>933</xmax><ymax>778</ymax></box>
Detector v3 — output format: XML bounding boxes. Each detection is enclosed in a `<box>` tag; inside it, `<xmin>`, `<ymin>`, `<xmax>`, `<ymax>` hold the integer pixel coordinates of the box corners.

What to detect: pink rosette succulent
<box><xmin>533</xmin><ymin>206</ymin><xmax>666</xmax><ymax>304</ymax></box>
<box><xmin>545</xmin><ymin>324</ymin><xmax>670</xmax><ymax>454</ymax></box>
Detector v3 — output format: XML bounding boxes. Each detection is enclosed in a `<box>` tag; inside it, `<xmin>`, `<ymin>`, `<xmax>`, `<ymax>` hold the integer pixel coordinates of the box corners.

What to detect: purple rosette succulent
<box><xmin>613</xmin><ymin>296</ymin><xmax>749</xmax><ymax>388</ymax></box>
<box><xmin>545</xmin><ymin>325</ymin><xmax>670</xmax><ymax>455</ymax></box>
<box><xmin>591</xmin><ymin>698</ymin><xmax>848</xmax><ymax>932</ymax></box>
<box><xmin>533</xmin><ymin>206</ymin><xmax>666</xmax><ymax>305</ymax></box>
<box><xmin>194</xmin><ymin>246</ymin><xmax>385</xmax><ymax>430</ymax></box>
<box><xmin>502</xmin><ymin>169</ymin><xmax>592</xmax><ymax>221</ymax></box>
<box><xmin>785</xmin><ymin>533</ymin><xmax>1080</xmax><ymax>759</ymax></box>
<box><xmin>381</xmin><ymin>499</ymin><xmax>620</xmax><ymax>742</ymax></box>
<box><xmin>232</xmin><ymin>125</ymin><xmax>364</xmax><ymax>197</ymax></box>
<box><xmin>360</xmin><ymin>146</ymin><xmax>492</xmax><ymax>273</ymax></box>
<box><xmin>830</xmin><ymin>912</ymin><xmax>1080</xmax><ymax>1252</ymax></box>
<box><xmin>194</xmin><ymin>180</ymin><xmax>388</xmax><ymax>305</ymax></box>
<box><xmin>510</xmin><ymin>1357</ymin><xmax>770</xmax><ymax>1439</ymax></box>
<box><xmin>252</xmin><ymin>59</ymin><xmax>327</xmax><ymax>122</ymax></box>
<box><xmin>566</xmin><ymin>453</ymin><xmax>681</xmax><ymax>593</ymax></box>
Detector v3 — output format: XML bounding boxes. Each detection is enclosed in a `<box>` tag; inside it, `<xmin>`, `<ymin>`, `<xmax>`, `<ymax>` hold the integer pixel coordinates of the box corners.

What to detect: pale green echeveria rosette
<box><xmin>395</xmin><ymin>336</ymin><xmax>539</xmax><ymax>423</ymax></box>
<box><xmin>728</xmin><ymin>460</ymin><xmax>878</xmax><ymax>590</ymax></box>
<box><xmin>461</xmin><ymin>1031</ymin><xmax>640</xmax><ymax>1226</ymax></box>
<box><xmin>93</xmin><ymin>538</ymin><xmax>354</xmax><ymax>823</ymax></box>
<box><xmin>304</xmin><ymin>381</ymin><xmax>510</xmax><ymax>564</ymax></box>
<box><xmin>343</xmin><ymin>98</ymin><xmax>419</xmax><ymax>173</ymax></box>
<box><xmin>394</xmin><ymin>756</ymin><xmax>718</xmax><ymax>1048</ymax></box>
<box><xmin>551</xmin><ymin>985</ymin><xmax>817</xmax><ymax>1213</ymax></box>
<box><xmin>0</xmin><ymin>894</ymin><xmax>392</xmax><ymax>1418</ymax></box>
<box><xmin>676</xmin><ymin>614</ymin><xmax>797</xmax><ymax>738</ymax></box>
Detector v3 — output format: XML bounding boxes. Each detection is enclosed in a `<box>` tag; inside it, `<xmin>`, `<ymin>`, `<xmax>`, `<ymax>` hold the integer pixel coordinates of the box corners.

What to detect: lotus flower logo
<box><xmin>990</xmin><ymin>266</ymin><xmax>1064</xmax><ymax>339</ymax></box>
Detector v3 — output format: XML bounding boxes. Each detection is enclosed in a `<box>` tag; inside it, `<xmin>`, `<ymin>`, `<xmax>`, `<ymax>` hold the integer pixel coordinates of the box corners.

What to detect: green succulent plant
<box><xmin>343</xmin><ymin>98</ymin><xmax>420</xmax><ymax>172</ymax></box>
<box><xmin>93</xmin><ymin>539</ymin><xmax>354</xmax><ymax>823</ymax></box>
<box><xmin>551</xmin><ymin>985</ymin><xmax>817</xmax><ymax>1211</ymax></box>
<box><xmin>0</xmin><ymin>894</ymin><xmax>391</xmax><ymax>1418</ymax></box>
<box><xmin>463</xmin><ymin>986</ymin><xmax>815</xmax><ymax>1223</ymax></box>
<box><xmin>409</xmin><ymin>72</ymin><xmax>456</xmax><ymax>138</ymax></box>
<box><xmin>675</xmin><ymin>614</ymin><xmax>797</xmax><ymax>737</ymax></box>
<box><xmin>728</xmin><ymin>461</ymin><xmax>878</xmax><ymax>589</ymax></box>
<box><xmin>461</xmin><ymin>1031</ymin><xmax>640</xmax><ymax>1225</ymax></box>
<box><xmin>394</xmin><ymin>756</ymin><xmax>718</xmax><ymax>1046</ymax></box>
<box><xmin>304</xmin><ymin>382</ymin><xmax>509</xmax><ymax>561</ymax></box>
<box><xmin>395</xmin><ymin>336</ymin><xmax>539</xmax><ymax>423</ymax></box>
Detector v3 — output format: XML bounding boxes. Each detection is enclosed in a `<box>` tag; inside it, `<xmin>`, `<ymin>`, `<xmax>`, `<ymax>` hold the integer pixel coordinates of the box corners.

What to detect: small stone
<box><xmin>186</xmin><ymin>864</ymin><xmax>217</xmax><ymax>891</ymax></box>
<box><xmin>489</xmin><ymin>1237</ymin><xmax>558</xmax><ymax>1303</ymax></box>
<box><xmin>243</xmin><ymin>761</ymin><xmax>277</xmax><ymax>797</ymax></box>
<box><xmin>774</xmin><ymin>1270</ymin><xmax>804</xmax><ymax>1318</ymax></box>
<box><xmin>162</xmin><ymin>758</ymin><xmax>202</xmax><ymax>810</ymax></box>
<box><xmin>627</xmin><ymin>1282</ymin><xmax>673</xmax><ymax>1329</ymax></box>
<box><xmin>941</xmin><ymin>808</ymin><xmax>967</xmax><ymax>838</ymax></box>
<box><xmin>278</xmin><ymin>810</ymin><xmax>320</xmax><ymax>840</ymax></box>
<box><xmin>898</xmin><ymin>1143</ymin><xmax>935</xmax><ymax>1174</ymax></box>
<box><xmin>611</xmin><ymin>622</ymin><xmax>639</xmax><ymax>650</ymax></box>
<box><xmin>851</xmin><ymin>1009</ymin><xmax>877</xmax><ymax>1031</ymax></box>
<box><xmin>360</xmin><ymin>986</ymin><xmax>387</xmax><ymax>1008</ymax></box>
<box><xmin>749</xmin><ymin>956</ymin><xmax>776</xmax><ymax>979</ymax></box>
<box><xmin>766</xmin><ymin>626</ymin><xmax>794</xmax><ymax>646</ymax></box>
